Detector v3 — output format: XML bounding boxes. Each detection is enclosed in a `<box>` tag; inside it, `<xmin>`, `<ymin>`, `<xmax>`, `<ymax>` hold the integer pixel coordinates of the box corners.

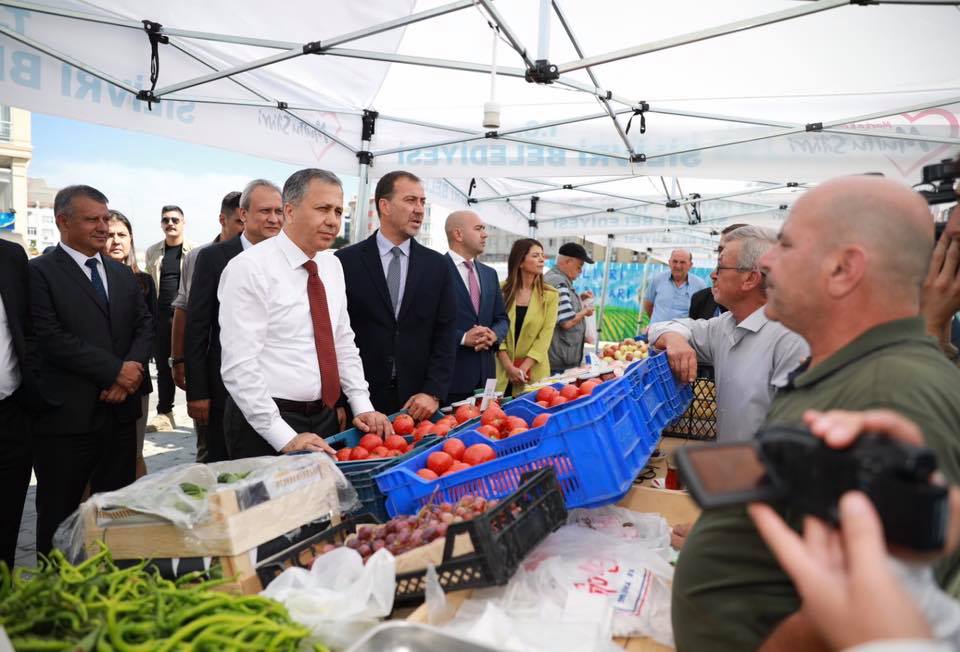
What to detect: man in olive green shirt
<box><xmin>672</xmin><ymin>176</ymin><xmax>960</xmax><ymax>652</ymax></box>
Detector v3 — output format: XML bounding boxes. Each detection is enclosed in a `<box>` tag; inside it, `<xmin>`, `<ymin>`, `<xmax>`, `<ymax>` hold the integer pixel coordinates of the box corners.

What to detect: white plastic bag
<box><xmin>261</xmin><ymin>547</ymin><xmax>395</xmax><ymax>651</ymax></box>
<box><xmin>566</xmin><ymin>506</ymin><xmax>672</xmax><ymax>548</ymax></box>
<box><xmin>516</xmin><ymin>524</ymin><xmax>676</xmax><ymax>646</ymax></box>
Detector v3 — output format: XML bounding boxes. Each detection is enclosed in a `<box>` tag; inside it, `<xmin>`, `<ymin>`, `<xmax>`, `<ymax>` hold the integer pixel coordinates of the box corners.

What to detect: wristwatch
<box><xmin>168</xmin><ymin>357</ymin><xmax>185</xmax><ymax>366</ymax></box>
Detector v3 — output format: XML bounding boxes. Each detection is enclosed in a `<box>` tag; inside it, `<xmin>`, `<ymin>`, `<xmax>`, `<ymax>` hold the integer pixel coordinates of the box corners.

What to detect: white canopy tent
<box><xmin>1</xmin><ymin>0</ymin><xmax>958</xmax><ymax>330</ymax></box>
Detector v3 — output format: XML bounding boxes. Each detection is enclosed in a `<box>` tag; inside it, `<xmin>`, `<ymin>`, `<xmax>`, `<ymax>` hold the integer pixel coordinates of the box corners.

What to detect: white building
<box><xmin>0</xmin><ymin>106</ymin><xmax>32</xmax><ymax>244</ymax></box>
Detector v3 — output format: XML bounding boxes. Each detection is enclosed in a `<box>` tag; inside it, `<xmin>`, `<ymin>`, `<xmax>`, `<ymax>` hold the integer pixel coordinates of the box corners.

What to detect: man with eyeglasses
<box><xmin>145</xmin><ymin>205</ymin><xmax>195</xmax><ymax>433</ymax></box>
<box><xmin>688</xmin><ymin>223</ymin><xmax>747</xmax><ymax>320</ymax></box>
<box><xmin>648</xmin><ymin>226</ymin><xmax>808</xmax><ymax>443</ymax></box>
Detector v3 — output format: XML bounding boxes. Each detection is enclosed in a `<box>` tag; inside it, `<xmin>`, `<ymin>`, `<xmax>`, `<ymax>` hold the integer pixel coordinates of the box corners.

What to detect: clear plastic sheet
<box><xmin>55</xmin><ymin>453</ymin><xmax>357</xmax><ymax>563</ymax></box>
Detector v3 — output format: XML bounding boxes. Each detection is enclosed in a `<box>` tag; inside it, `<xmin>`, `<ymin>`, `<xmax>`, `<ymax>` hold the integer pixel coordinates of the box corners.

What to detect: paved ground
<box><xmin>14</xmin><ymin>368</ymin><xmax>197</xmax><ymax>568</ymax></box>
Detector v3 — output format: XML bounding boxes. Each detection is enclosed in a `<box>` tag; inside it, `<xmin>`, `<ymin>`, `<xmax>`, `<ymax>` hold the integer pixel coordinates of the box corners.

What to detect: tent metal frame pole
<box><xmin>574</xmin><ymin>188</ymin><xmax>671</xmax><ymax>207</ymax></box>
<box><xmin>636</xmin><ymin>262</ymin><xmax>650</xmax><ymax>337</ymax></box>
<box><xmin>821</xmin><ymin>128</ymin><xmax>960</xmax><ymax>146</ymax></box>
<box><xmin>471</xmin><ymin>175</ymin><xmax>639</xmax><ymax>203</ymax></box>
<box><xmin>672</xmin><ymin>183</ymin><xmax>793</xmax><ymax>207</ymax></box>
<box><xmin>150</xmin><ymin>0</ymin><xmax>477</xmax><ymax>98</ymax></box>
<box><xmin>553</xmin><ymin>76</ymin><xmax>638</xmax><ymax>110</ymax></box>
<box><xmin>0</xmin><ymin>23</ymin><xmax>138</xmax><ymax>94</ymax></box>
<box><xmin>498</xmin><ymin>135</ymin><xmax>632</xmax><ymax>161</ymax></box>
<box><xmin>644</xmin><ymin>127</ymin><xmax>805</xmax><ymax>161</ymax></box>
<box><xmin>373</xmin><ymin>134</ymin><xmax>486</xmax><ymax>157</ymax></box>
<box><xmin>352</xmin><ymin>157</ymin><xmax>372</xmax><ymax>244</ymax></box>
<box><xmin>477</xmin><ymin>0</ymin><xmax>535</xmax><ymax>69</ymax></box>
<box><xmin>822</xmin><ymin>95</ymin><xmax>960</xmax><ymax>127</ymax></box>
<box><xmin>495</xmin><ymin>109</ymin><xmax>631</xmax><ymax>136</ymax></box>
<box><xmin>595</xmin><ymin>233</ymin><xmax>615</xmax><ymax>353</ymax></box>
<box><xmin>552</xmin><ymin>0</ymin><xmax>637</xmax><ymax>158</ymax></box>
<box><xmin>286</xmin><ymin>108</ymin><xmax>359</xmax><ymax>154</ymax></box>
<box><xmin>378</xmin><ymin>114</ymin><xmax>475</xmax><ymax>134</ymax></box>
<box><xmin>649</xmin><ymin>106</ymin><xmax>796</xmax><ymax>129</ymax></box>
<box><xmin>536</xmin><ymin>204</ymin><xmax>685</xmax><ymax>223</ymax></box>
<box><xmin>555</xmin><ymin>0</ymin><xmax>848</xmax><ymax>74</ymax></box>
<box><xmin>323</xmin><ymin>48</ymin><xmax>527</xmax><ymax>78</ymax></box>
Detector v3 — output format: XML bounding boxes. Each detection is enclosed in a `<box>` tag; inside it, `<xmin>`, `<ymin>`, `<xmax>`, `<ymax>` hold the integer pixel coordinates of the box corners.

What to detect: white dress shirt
<box><xmin>171</xmin><ymin>241</ymin><xmax>212</xmax><ymax>311</ymax></box>
<box><xmin>447</xmin><ymin>249</ymin><xmax>475</xmax><ymax>293</ymax></box>
<box><xmin>58</xmin><ymin>242</ymin><xmax>109</xmax><ymax>298</ymax></box>
<box><xmin>0</xmin><ymin>294</ymin><xmax>21</xmax><ymax>400</ymax></box>
<box><xmin>376</xmin><ymin>230</ymin><xmax>410</xmax><ymax>315</ymax></box>
<box><xmin>218</xmin><ymin>230</ymin><xmax>375</xmax><ymax>451</ymax></box>
<box><xmin>649</xmin><ymin>307</ymin><xmax>809</xmax><ymax>442</ymax></box>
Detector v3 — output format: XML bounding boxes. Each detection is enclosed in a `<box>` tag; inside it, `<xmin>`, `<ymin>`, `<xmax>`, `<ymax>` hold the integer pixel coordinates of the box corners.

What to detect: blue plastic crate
<box><xmin>375</xmin><ymin>357</ymin><xmax>689</xmax><ymax>516</ymax></box>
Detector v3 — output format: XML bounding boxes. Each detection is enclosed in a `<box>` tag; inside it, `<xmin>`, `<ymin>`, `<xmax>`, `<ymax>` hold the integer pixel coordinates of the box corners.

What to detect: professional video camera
<box><xmin>676</xmin><ymin>425</ymin><xmax>949</xmax><ymax>551</ymax></box>
<box><xmin>918</xmin><ymin>157</ymin><xmax>958</xmax><ymax>206</ymax></box>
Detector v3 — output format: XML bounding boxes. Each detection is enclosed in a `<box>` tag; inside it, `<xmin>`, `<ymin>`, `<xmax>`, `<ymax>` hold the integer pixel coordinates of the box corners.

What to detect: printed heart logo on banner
<box><xmin>310</xmin><ymin>111</ymin><xmax>344</xmax><ymax>162</ymax></box>
<box><xmin>886</xmin><ymin>108</ymin><xmax>959</xmax><ymax>178</ymax></box>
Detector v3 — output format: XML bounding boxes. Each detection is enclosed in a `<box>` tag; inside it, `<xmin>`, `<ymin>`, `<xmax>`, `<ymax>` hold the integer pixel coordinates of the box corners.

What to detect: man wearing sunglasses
<box><xmin>145</xmin><ymin>205</ymin><xmax>195</xmax><ymax>433</ymax></box>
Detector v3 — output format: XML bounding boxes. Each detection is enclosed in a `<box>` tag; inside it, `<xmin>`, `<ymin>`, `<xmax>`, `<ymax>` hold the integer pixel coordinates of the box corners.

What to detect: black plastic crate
<box><xmin>255</xmin><ymin>513</ymin><xmax>380</xmax><ymax>587</ymax></box>
<box><xmin>252</xmin><ymin>467</ymin><xmax>567</xmax><ymax>606</ymax></box>
<box><xmin>662</xmin><ymin>365</ymin><xmax>717</xmax><ymax>441</ymax></box>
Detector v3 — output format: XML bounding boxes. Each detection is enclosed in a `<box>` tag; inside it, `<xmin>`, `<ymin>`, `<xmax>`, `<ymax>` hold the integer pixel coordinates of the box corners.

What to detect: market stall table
<box><xmin>405</xmin><ymin>443</ymin><xmax>701</xmax><ymax>651</ymax></box>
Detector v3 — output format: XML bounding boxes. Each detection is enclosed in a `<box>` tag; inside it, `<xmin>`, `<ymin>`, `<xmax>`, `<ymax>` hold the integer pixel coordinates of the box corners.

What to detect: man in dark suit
<box><xmin>0</xmin><ymin>239</ymin><xmax>50</xmax><ymax>568</ymax></box>
<box><xmin>335</xmin><ymin>171</ymin><xmax>457</xmax><ymax>420</ymax></box>
<box><xmin>184</xmin><ymin>179</ymin><xmax>283</xmax><ymax>463</ymax></box>
<box><xmin>29</xmin><ymin>185</ymin><xmax>153</xmax><ymax>555</ymax></box>
<box><xmin>442</xmin><ymin>211</ymin><xmax>509</xmax><ymax>404</ymax></box>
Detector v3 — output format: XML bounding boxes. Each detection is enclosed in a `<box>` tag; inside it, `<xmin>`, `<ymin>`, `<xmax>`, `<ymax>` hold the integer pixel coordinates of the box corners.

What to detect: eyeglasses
<box><xmin>161</xmin><ymin>217</ymin><xmax>181</xmax><ymax>224</ymax></box>
<box><xmin>715</xmin><ymin>265</ymin><xmax>750</xmax><ymax>273</ymax></box>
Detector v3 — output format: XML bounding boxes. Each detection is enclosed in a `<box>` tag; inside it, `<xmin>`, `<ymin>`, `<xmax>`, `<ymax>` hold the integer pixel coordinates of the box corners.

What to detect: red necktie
<box><xmin>303</xmin><ymin>260</ymin><xmax>340</xmax><ymax>408</ymax></box>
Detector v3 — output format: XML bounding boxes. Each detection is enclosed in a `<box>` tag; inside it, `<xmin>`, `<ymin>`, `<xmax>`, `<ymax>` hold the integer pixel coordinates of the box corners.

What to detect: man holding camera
<box><xmin>672</xmin><ymin>176</ymin><xmax>960</xmax><ymax>652</ymax></box>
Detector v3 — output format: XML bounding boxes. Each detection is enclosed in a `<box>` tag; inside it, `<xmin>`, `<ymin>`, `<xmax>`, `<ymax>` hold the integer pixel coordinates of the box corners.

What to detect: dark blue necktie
<box><xmin>85</xmin><ymin>258</ymin><xmax>108</xmax><ymax>305</ymax></box>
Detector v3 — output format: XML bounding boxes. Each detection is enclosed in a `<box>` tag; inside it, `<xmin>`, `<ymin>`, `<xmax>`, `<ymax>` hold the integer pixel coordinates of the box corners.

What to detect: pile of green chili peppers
<box><xmin>0</xmin><ymin>543</ymin><xmax>328</xmax><ymax>651</ymax></box>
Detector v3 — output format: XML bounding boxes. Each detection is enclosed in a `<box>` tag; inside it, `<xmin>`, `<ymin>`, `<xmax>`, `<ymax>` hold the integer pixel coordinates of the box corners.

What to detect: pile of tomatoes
<box><xmin>533</xmin><ymin>378</ymin><xmax>603</xmax><ymax>408</ymax></box>
<box><xmin>473</xmin><ymin>402</ymin><xmax>549</xmax><ymax>441</ymax></box>
<box><xmin>415</xmin><ymin>438</ymin><xmax>497</xmax><ymax>481</ymax></box>
<box><xmin>335</xmin><ymin>433</ymin><xmax>414</xmax><ymax>462</ymax></box>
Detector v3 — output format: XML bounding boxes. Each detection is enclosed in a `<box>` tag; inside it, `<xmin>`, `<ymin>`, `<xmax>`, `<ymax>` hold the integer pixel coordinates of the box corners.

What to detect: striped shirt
<box><xmin>556</xmin><ymin>285</ymin><xmax>576</xmax><ymax>323</ymax></box>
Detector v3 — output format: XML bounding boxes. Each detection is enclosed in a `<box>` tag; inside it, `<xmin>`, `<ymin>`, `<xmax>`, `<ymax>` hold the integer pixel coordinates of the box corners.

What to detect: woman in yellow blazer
<box><xmin>496</xmin><ymin>238</ymin><xmax>559</xmax><ymax>395</ymax></box>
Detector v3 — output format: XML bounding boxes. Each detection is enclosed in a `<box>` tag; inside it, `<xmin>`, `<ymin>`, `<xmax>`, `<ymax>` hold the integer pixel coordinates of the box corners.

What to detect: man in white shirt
<box><xmin>218</xmin><ymin>169</ymin><xmax>391</xmax><ymax>458</ymax></box>
<box><xmin>648</xmin><ymin>225</ymin><xmax>809</xmax><ymax>443</ymax></box>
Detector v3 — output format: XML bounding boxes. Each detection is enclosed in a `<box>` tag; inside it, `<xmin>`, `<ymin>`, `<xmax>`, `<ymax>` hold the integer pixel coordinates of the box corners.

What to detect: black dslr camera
<box><xmin>676</xmin><ymin>426</ymin><xmax>949</xmax><ymax>551</ymax></box>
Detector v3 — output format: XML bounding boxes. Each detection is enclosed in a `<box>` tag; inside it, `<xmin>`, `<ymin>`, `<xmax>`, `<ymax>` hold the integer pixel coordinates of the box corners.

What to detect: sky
<box><xmin>29</xmin><ymin>113</ymin><xmax>359</xmax><ymax>247</ymax></box>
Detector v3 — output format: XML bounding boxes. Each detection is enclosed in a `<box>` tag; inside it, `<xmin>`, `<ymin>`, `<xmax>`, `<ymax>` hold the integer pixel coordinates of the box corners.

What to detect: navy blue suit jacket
<box><xmin>335</xmin><ymin>233</ymin><xmax>457</xmax><ymax>410</ymax></box>
<box><xmin>445</xmin><ymin>254</ymin><xmax>509</xmax><ymax>396</ymax></box>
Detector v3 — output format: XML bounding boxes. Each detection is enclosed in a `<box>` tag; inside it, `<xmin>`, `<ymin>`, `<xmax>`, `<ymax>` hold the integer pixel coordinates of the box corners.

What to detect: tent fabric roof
<box><xmin>1</xmin><ymin>0</ymin><xmax>957</xmax><ymax>263</ymax></box>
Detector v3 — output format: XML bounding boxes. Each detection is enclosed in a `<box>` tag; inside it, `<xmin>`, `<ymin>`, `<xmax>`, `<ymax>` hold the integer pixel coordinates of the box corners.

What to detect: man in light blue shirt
<box><xmin>643</xmin><ymin>248</ymin><xmax>707</xmax><ymax>325</ymax></box>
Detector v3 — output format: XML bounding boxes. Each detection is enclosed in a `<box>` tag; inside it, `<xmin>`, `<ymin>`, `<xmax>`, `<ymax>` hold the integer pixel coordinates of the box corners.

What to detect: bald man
<box><xmin>643</xmin><ymin>248</ymin><xmax>706</xmax><ymax>325</ymax></box>
<box><xmin>443</xmin><ymin>211</ymin><xmax>509</xmax><ymax>403</ymax></box>
<box><xmin>672</xmin><ymin>176</ymin><xmax>960</xmax><ymax>652</ymax></box>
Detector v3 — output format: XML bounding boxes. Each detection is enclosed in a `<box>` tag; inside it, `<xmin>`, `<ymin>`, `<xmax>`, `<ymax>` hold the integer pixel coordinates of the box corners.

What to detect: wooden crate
<box><xmin>81</xmin><ymin>457</ymin><xmax>340</xmax><ymax>560</ymax></box>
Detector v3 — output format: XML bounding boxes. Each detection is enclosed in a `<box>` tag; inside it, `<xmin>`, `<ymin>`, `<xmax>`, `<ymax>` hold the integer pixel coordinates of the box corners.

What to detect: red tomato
<box><xmin>463</xmin><ymin>443</ymin><xmax>496</xmax><ymax>466</ymax></box>
<box><xmin>481</xmin><ymin>405</ymin><xmax>505</xmax><ymax>430</ymax></box>
<box><xmin>417</xmin><ymin>468</ymin><xmax>439</xmax><ymax>481</ymax></box>
<box><xmin>387</xmin><ymin>449</ymin><xmax>402</xmax><ymax>457</ymax></box>
<box><xmin>579</xmin><ymin>380</ymin><xmax>601</xmax><ymax>396</ymax></box>
<box><xmin>427</xmin><ymin>451</ymin><xmax>455</xmax><ymax>475</ymax></box>
<box><xmin>507</xmin><ymin>427</ymin><xmax>528</xmax><ymax>437</ymax></box>
<box><xmin>536</xmin><ymin>400</ymin><xmax>550</xmax><ymax>408</ymax></box>
<box><xmin>476</xmin><ymin>424</ymin><xmax>501</xmax><ymax>440</ymax></box>
<box><xmin>559</xmin><ymin>384</ymin><xmax>580</xmax><ymax>401</ymax></box>
<box><xmin>349</xmin><ymin>447</ymin><xmax>370</xmax><ymax>461</ymax></box>
<box><xmin>392</xmin><ymin>414</ymin><xmax>415</xmax><ymax>435</ymax></box>
<box><xmin>437</xmin><ymin>415</ymin><xmax>458</xmax><ymax>427</ymax></box>
<box><xmin>504</xmin><ymin>416</ymin><xmax>528</xmax><ymax>431</ymax></box>
<box><xmin>532</xmin><ymin>413</ymin><xmax>550</xmax><ymax>428</ymax></box>
<box><xmin>454</xmin><ymin>404</ymin><xmax>481</xmax><ymax>424</ymax></box>
<box><xmin>549</xmin><ymin>396</ymin><xmax>569</xmax><ymax>407</ymax></box>
<box><xmin>442</xmin><ymin>438</ymin><xmax>466</xmax><ymax>461</ymax></box>
<box><xmin>536</xmin><ymin>386</ymin><xmax>559</xmax><ymax>403</ymax></box>
<box><xmin>405</xmin><ymin>443</ymin><xmax>414</xmax><ymax>453</ymax></box>
<box><xmin>414</xmin><ymin>420</ymin><xmax>434</xmax><ymax>436</ymax></box>
<box><xmin>371</xmin><ymin>446</ymin><xmax>389</xmax><ymax>458</ymax></box>
<box><xmin>429</xmin><ymin>422</ymin><xmax>452</xmax><ymax>438</ymax></box>
<box><xmin>444</xmin><ymin>461</ymin><xmax>472</xmax><ymax>475</ymax></box>
<box><xmin>413</xmin><ymin>430</ymin><xmax>426</xmax><ymax>443</ymax></box>
<box><xmin>336</xmin><ymin>448</ymin><xmax>353</xmax><ymax>462</ymax></box>
<box><xmin>358</xmin><ymin>434</ymin><xmax>383</xmax><ymax>452</ymax></box>
<box><xmin>385</xmin><ymin>435</ymin><xmax>407</xmax><ymax>451</ymax></box>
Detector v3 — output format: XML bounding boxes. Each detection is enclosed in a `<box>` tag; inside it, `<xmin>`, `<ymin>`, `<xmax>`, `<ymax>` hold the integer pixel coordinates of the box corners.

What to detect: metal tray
<box><xmin>345</xmin><ymin>621</ymin><xmax>499</xmax><ymax>652</ymax></box>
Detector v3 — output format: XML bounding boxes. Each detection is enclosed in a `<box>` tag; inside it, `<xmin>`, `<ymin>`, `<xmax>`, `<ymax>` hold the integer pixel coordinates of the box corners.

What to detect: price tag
<box><xmin>478</xmin><ymin>378</ymin><xmax>498</xmax><ymax>411</ymax></box>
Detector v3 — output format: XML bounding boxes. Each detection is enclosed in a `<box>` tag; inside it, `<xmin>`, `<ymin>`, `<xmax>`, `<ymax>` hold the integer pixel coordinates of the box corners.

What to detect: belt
<box><xmin>273</xmin><ymin>398</ymin><xmax>330</xmax><ymax>415</ymax></box>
